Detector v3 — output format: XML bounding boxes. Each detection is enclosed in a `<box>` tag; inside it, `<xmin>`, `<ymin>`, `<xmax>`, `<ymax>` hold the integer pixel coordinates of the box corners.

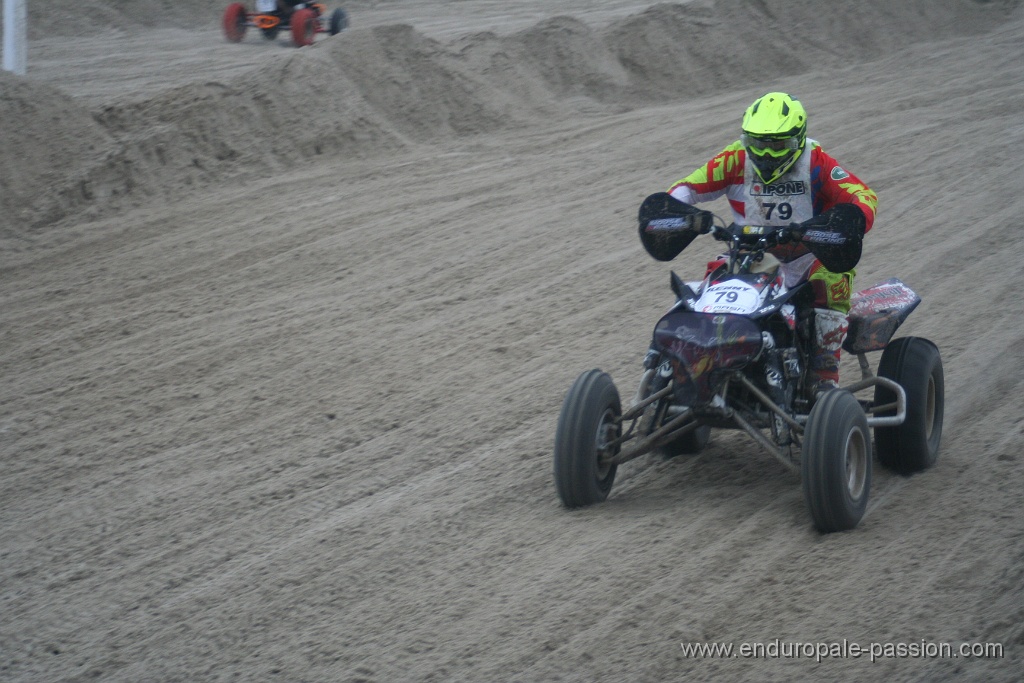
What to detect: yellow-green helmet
<box><xmin>741</xmin><ymin>92</ymin><xmax>808</xmax><ymax>184</ymax></box>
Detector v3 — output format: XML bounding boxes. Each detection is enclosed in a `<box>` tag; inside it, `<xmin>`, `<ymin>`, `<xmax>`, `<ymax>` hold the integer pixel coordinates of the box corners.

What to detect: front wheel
<box><xmin>223</xmin><ymin>3</ymin><xmax>248</xmax><ymax>43</ymax></box>
<box><xmin>874</xmin><ymin>337</ymin><xmax>944</xmax><ymax>474</ymax></box>
<box><xmin>801</xmin><ymin>389</ymin><xmax>872</xmax><ymax>532</ymax></box>
<box><xmin>554</xmin><ymin>370</ymin><xmax>621</xmax><ymax>508</ymax></box>
<box><xmin>291</xmin><ymin>8</ymin><xmax>317</xmax><ymax>46</ymax></box>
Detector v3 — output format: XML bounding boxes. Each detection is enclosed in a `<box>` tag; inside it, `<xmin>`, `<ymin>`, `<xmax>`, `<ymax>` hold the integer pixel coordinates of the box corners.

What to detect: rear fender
<box><xmin>843</xmin><ymin>278</ymin><xmax>921</xmax><ymax>353</ymax></box>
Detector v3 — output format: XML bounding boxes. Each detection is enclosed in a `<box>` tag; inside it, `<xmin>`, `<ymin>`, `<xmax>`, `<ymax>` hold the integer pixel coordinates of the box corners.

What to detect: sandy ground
<box><xmin>2</xmin><ymin>1</ymin><xmax>1024</xmax><ymax>681</ymax></box>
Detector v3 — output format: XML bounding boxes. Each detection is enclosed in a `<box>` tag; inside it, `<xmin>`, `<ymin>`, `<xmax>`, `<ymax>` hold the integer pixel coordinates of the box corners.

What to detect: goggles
<box><xmin>741</xmin><ymin>133</ymin><xmax>801</xmax><ymax>156</ymax></box>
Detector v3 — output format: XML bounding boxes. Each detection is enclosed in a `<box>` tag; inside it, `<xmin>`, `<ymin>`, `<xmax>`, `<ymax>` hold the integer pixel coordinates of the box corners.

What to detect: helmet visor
<box><xmin>741</xmin><ymin>133</ymin><xmax>801</xmax><ymax>157</ymax></box>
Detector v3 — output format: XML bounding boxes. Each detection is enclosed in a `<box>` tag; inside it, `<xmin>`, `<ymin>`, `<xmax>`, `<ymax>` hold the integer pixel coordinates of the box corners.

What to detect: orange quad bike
<box><xmin>223</xmin><ymin>1</ymin><xmax>348</xmax><ymax>47</ymax></box>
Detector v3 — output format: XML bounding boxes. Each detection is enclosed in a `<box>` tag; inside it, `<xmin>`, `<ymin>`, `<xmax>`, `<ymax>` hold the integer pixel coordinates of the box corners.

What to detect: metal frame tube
<box><xmin>609</xmin><ymin>408</ymin><xmax>699</xmax><ymax>465</ymax></box>
<box><xmin>622</xmin><ymin>382</ymin><xmax>672</xmax><ymax>421</ymax></box>
<box><xmin>860</xmin><ymin>376</ymin><xmax>907</xmax><ymax>428</ymax></box>
<box><xmin>730</xmin><ymin>410</ymin><xmax>800</xmax><ymax>474</ymax></box>
<box><xmin>735</xmin><ymin>375</ymin><xmax>804</xmax><ymax>433</ymax></box>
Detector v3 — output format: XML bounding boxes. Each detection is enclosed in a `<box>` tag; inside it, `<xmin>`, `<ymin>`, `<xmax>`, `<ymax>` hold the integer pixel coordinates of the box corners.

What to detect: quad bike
<box><xmin>553</xmin><ymin>193</ymin><xmax>944</xmax><ymax>532</ymax></box>
<box><xmin>223</xmin><ymin>1</ymin><xmax>348</xmax><ymax>47</ymax></box>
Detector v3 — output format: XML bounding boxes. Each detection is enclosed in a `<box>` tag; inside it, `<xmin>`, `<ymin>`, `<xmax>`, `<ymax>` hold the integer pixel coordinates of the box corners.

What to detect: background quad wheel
<box><xmin>801</xmin><ymin>389</ymin><xmax>872</xmax><ymax>533</ymax></box>
<box><xmin>553</xmin><ymin>370</ymin><xmax>621</xmax><ymax>508</ymax></box>
<box><xmin>657</xmin><ymin>421</ymin><xmax>710</xmax><ymax>458</ymax></box>
<box><xmin>329</xmin><ymin>7</ymin><xmax>348</xmax><ymax>35</ymax></box>
<box><xmin>222</xmin><ymin>3</ymin><xmax>248</xmax><ymax>43</ymax></box>
<box><xmin>291</xmin><ymin>8</ymin><xmax>317</xmax><ymax>47</ymax></box>
<box><xmin>874</xmin><ymin>336</ymin><xmax>944</xmax><ymax>475</ymax></box>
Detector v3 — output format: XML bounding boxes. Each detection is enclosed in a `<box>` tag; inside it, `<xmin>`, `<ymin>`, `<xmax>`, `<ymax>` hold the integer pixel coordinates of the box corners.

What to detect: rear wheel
<box><xmin>291</xmin><ymin>8</ymin><xmax>316</xmax><ymax>47</ymax></box>
<box><xmin>658</xmin><ymin>421</ymin><xmax>710</xmax><ymax>457</ymax></box>
<box><xmin>801</xmin><ymin>389</ymin><xmax>872</xmax><ymax>532</ymax></box>
<box><xmin>260</xmin><ymin>26</ymin><xmax>280</xmax><ymax>40</ymax></box>
<box><xmin>554</xmin><ymin>370</ymin><xmax>620</xmax><ymax>508</ymax></box>
<box><xmin>645</xmin><ymin>369</ymin><xmax>710</xmax><ymax>457</ymax></box>
<box><xmin>222</xmin><ymin>3</ymin><xmax>248</xmax><ymax>43</ymax></box>
<box><xmin>874</xmin><ymin>337</ymin><xmax>943</xmax><ymax>474</ymax></box>
<box><xmin>329</xmin><ymin>7</ymin><xmax>348</xmax><ymax>35</ymax></box>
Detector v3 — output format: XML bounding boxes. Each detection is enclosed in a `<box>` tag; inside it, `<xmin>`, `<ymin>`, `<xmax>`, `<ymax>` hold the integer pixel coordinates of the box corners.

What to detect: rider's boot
<box><xmin>810</xmin><ymin>308</ymin><xmax>849</xmax><ymax>399</ymax></box>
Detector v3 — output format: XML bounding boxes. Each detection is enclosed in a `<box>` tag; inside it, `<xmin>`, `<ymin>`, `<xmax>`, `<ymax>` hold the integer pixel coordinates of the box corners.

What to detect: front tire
<box><xmin>291</xmin><ymin>8</ymin><xmax>316</xmax><ymax>47</ymax></box>
<box><xmin>874</xmin><ymin>337</ymin><xmax>944</xmax><ymax>475</ymax></box>
<box><xmin>801</xmin><ymin>389</ymin><xmax>872</xmax><ymax>532</ymax></box>
<box><xmin>554</xmin><ymin>370</ymin><xmax>621</xmax><ymax>508</ymax></box>
<box><xmin>223</xmin><ymin>3</ymin><xmax>248</xmax><ymax>43</ymax></box>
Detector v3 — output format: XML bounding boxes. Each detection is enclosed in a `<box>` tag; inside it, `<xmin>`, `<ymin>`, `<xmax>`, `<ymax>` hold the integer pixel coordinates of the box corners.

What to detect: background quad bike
<box><xmin>223</xmin><ymin>2</ymin><xmax>348</xmax><ymax>47</ymax></box>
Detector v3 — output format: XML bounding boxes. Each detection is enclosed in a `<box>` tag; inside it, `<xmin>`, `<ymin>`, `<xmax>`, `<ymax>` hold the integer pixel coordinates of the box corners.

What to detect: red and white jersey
<box><xmin>668</xmin><ymin>139</ymin><xmax>878</xmax><ymax>262</ymax></box>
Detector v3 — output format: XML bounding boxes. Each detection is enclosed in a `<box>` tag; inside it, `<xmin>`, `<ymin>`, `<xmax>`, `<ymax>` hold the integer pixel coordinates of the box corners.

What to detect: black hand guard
<box><xmin>637</xmin><ymin>192</ymin><xmax>713</xmax><ymax>262</ymax></box>
<box><xmin>799</xmin><ymin>203</ymin><xmax>866</xmax><ymax>273</ymax></box>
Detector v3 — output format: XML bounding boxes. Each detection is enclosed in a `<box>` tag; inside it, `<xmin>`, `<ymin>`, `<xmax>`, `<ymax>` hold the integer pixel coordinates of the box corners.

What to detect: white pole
<box><xmin>3</xmin><ymin>0</ymin><xmax>27</xmax><ymax>76</ymax></box>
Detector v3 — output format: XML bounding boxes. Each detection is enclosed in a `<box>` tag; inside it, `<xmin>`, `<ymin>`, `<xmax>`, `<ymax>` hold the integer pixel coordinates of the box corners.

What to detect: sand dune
<box><xmin>2</xmin><ymin>0</ymin><xmax>1013</xmax><ymax>235</ymax></box>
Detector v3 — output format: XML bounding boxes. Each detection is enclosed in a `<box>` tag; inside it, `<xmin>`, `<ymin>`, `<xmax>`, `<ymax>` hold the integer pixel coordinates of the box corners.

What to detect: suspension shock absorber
<box><xmin>762</xmin><ymin>332</ymin><xmax>794</xmax><ymax>445</ymax></box>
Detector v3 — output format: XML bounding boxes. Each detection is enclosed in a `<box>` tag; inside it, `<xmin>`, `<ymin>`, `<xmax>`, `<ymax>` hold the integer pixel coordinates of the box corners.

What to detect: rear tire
<box><xmin>291</xmin><ymin>8</ymin><xmax>316</xmax><ymax>47</ymax></box>
<box><xmin>874</xmin><ymin>337</ymin><xmax>944</xmax><ymax>474</ymax></box>
<box><xmin>554</xmin><ymin>370</ymin><xmax>620</xmax><ymax>508</ymax></box>
<box><xmin>659</xmin><ymin>423</ymin><xmax>711</xmax><ymax>458</ymax></box>
<box><xmin>644</xmin><ymin>369</ymin><xmax>710</xmax><ymax>457</ymax></box>
<box><xmin>329</xmin><ymin>7</ymin><xmax>348</xmax><ymax>35</ymax></box>
<box><xmin>223</xmin><ymin>3</ymin><xmax>248</xmax><ymax>43</ymax></box>
<box><xmin>801</xmin><ymin>389</ymin><xmax>872</xmax><ymax>532</ymax></box>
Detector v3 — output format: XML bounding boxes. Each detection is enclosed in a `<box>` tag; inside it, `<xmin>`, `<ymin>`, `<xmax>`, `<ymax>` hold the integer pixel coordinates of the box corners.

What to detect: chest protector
<box><xmin>741</xmin><ymin>140</ymin><xmax>815</xmax><ymax>228</ymax></box>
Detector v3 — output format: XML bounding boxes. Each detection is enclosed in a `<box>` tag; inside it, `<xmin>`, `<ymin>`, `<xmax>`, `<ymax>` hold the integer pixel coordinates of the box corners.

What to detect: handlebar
<box><xmin>638</xmin><ymin>192</ymin><xmax>863</xmax><ymax>273</ymax></box>
<box><xmin>711</xmin><ymin>222</ymin><xmax>804</xmax><ymax>248</ymax></box>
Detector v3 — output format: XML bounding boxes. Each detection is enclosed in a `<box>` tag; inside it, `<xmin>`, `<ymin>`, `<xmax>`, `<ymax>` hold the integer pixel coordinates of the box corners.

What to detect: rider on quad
<box><xmin>279</xmin><ymin>0</ymin><xmax>313</xmax><ymax>17</ymax></box>
<box><xmin>664</xmin><ymin>92</ymin><xmax>878</xmax><ymax>395</ymax></box>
